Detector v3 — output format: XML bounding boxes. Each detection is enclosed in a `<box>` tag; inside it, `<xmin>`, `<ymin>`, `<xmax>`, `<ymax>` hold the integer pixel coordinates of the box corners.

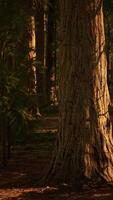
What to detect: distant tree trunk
<box><xmin>48</xmin><ymin>0</ymin><xmax>113</xmax><ymax>186</ymax></box>
<box><xmin>36</xmin><ymin>2</ymin><xmax>44</xmax><ymax>106</ymax></box>
<box><xmin>29</xmin><ymin>15</ymin><xmax>36</xmax><ymax>91</ymax></box>
<box><xmin>43</xmin><ymin>0</ymin><xmax>48</xmax><ymax>105</ymax></box>
<box><xmin>43</xmin><ymin>0</ymin><xmax>58</xmax><ymax>105</ymax></box>
<box><xmin>46</xmin><ymin>0</ymin><xmax>54</xmax><ymax>105</ymax></box>
<box><xmin>29</xmin><ymin>15</ymin><xmax>40</xmax><ymax>116</ymax></box>
<box><xmin>53</xmin><ymin>16</ymin><xmax>58</xmax><ymax>104</ymax></box>
<box><xmin>36</xmin><ymin>0</ymin><xmax>57</xmax><ymax>106</ymax></box>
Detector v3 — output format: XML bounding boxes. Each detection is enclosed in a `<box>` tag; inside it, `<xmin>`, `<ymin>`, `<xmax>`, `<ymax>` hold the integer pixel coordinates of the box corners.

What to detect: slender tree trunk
<box><xmin>29</xmin><ymin>15</ymin><xmax>40</xmax><ymax>115</ymax></box>
<box><xmin>53</xmin><ymin>17</ymin><xmax>58</xmax><ymax>104</ymax></box>
<box><xmin>46</xmin><ymin>0</ymin><xmax>58</xmax><ymax>105</ymax></box>
<box><xmin>43</xmin><ymin>0</ymin><xmax>48</xmax><ymax>104</ymax></box>
<box><xmin>29</xmin><ymin>15</ymin><xmax>37</xmax><ymax>92</ymax></box>
<box><xmin>36</xmin><ymin>2</ymin><xmax>44</xmax><ymax>106</ymax></box>
<box><xmin>46</xmin><ymin>0</ymin><xmax>54</xmax><ymax>105</ymax></box>
<box><xmin>48</xmin><ymin>0</ymin><xmax>113</xmax><ymax>185</ymax></box>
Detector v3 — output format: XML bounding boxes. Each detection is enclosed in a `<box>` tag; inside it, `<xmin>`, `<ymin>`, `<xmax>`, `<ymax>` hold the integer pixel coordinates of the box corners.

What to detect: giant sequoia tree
<box><xmin>48</xmin><ymin>0</ymin><xmax>113</xmax><ymax>185</ymax></box>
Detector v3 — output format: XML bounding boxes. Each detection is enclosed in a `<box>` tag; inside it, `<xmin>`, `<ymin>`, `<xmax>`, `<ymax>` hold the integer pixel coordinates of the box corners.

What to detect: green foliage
<box><xmin>0</xmin><ymin>60</ymin><xmax>36</xmax><ymax>144</ymax></box>
<box><xmin>0</xmin><ymin>0</ymin><xmax>39</xmax><ymax>146</ymax></box>
<box><xmin>104</xmin><ymin>0</ymin><xmax>113</xmax><ymax>14</ymax></box>
<box><xmin>41</xmin><ymin>105</ymin><xmax>58</xmax><ymax>116</ymax></box>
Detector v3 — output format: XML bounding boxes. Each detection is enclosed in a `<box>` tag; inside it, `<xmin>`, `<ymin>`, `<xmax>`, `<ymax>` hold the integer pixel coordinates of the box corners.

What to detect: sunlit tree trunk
<box><xmin>36</xmin><ymin>1</ymin><xmax>44</xmax><ymax>106</ymax></box>
<box><xmin>29</xmin><ymin>15</ymin><xmax>37</xmax><ymax>91</ymax></box>
<box><xmin>48</xmin><ymin>0</ymin><xmax>113</xmax><ymax>186</ymax></box>
<box><xmin>29</xmin><ymin>15</ymin><xmax>40</xmax><ymax>115</ymax></box>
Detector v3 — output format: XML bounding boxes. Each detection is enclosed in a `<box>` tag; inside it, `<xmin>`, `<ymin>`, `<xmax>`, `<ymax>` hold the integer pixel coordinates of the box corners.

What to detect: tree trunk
<box><xmin>48</xmin><ymin>0</ymin><xmax>113</xmax><ymax>185</ymax></box>
<box><xmin>46</xmin><ymin>0</ymin><xmax>54</xmax><ymax>105</ymax></box>
<box><xmin>29</xmin><ymin>15</ymin><xmax>37</xmax><ymax>92</ymax></box>
<box><xmin>29</xmin><ymin>15</ymin><xmax>40</xmax><ymax>116</ymax></box>
<box><xmin>43</xmin><ymin>0</ymin><xmax>48</xmax><ymax>104</ymax></box>
<box><xmin>36</xmin><ymin>2</ymin><xmax>44</xmax><ymax>106</ymax></box>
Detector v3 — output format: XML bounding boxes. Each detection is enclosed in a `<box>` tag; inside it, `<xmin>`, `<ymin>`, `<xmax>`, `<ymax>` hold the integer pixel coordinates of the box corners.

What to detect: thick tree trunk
<box><xmin>48</xmin><ymin>0</ymin><xmax>113</xmax><ymax>185</ymax></box>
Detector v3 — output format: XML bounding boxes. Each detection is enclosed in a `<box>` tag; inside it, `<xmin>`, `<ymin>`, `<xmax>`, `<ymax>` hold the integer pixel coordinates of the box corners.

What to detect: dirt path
<box><xmin>0</xmin><ymin>116</ymin><xmax>113</xmax><ymax>199</ymax></box>
<box><xmin>33</xmin><ymin>115</ymin><xmax>58</xmax><ymax>133</ymax></box>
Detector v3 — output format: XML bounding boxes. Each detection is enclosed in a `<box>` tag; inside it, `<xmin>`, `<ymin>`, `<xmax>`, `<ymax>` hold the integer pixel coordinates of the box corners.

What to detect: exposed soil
<box><xmin>0</xmin><ymin>115</ymin><xmax>113</xmax><ymax>200</ymax></box>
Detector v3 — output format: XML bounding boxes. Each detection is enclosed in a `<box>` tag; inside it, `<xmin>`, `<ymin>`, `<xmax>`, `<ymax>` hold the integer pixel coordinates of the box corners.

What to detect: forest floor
<box><xmin>0</xmin><ymin>112</ymin><xmax>113</xmax><ymax>200</ymax></box>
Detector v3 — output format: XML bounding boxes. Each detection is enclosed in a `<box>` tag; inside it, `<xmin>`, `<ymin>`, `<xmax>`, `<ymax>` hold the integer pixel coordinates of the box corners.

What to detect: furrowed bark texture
<box><xmin>49</xmin><ymin>0</ymin><xmax>113</xmax><ymax>184</ymax></box>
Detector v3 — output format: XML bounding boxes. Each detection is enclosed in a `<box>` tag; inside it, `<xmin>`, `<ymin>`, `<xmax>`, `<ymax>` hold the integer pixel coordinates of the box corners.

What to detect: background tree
<box><xmin>0</xmin><ymin>0</ymin><xmax>58</xmax><ymax>167</ymax></box>
<box><xmin>0</xmin><ymin>0</ymin><xmax>39</xmax><ymax>166</ymax></box>
<box><xmin>104</xmin><ymin>0</ymin><xmax>113</xmax><ymax>96</ymax></box>
<box><xmin>35</xmin><ymin>1</ymin><xmax>44</xmax><ymax>106</ymax></box>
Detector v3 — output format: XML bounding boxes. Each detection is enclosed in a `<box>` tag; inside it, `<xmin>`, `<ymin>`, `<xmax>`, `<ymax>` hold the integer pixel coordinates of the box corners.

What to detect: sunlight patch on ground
<box><xmin>33</xmin><ymin>128</ymin><xmax>57</xmax><ymax>133</ymax></box>
<box><xmin>0</xmin><ymin>186</ymin><xmax>58</xmax><ymax>199</ymax></box>
<box><xmin>93</xmin><ymin>192</ymin><xmax>112</xmax><ymax>197</ymax></box>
